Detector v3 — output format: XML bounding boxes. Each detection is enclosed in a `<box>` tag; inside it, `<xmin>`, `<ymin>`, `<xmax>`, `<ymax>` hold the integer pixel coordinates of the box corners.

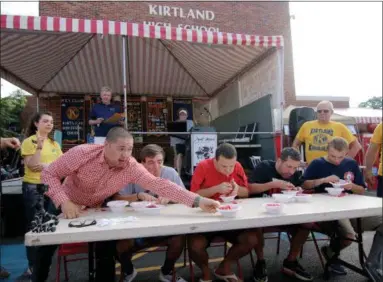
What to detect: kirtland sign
<box><xmin>144</xmin><ymin>4</ymin><xmax>220</xmax><ymax>32</ymax></box>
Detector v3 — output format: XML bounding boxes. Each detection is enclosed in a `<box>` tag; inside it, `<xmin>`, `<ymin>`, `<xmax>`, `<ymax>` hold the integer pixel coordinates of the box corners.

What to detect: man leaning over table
<box><xmin>248</xmin><ymin>147</ymin><xmax>314</xmax><ymax>282</ymax></box>
<box><xmin>292</xmin><ymin>100</ymin><xmax>361</xmax><ymax>164</ymax></box>
<box><xmin>188</xmin><ymin>143</ymin><xmax>258</xmax><ymax>282</ymax></box>
<box><xmin>364</xmin><ymin>122</ymin><xmax>383</xmax><ymax>198</ymax></box>
<box><xmin>302</xmin><ymin>137</ymin><xmax>382</xmax><ymax>276</ymax></box>
<box><xmin>33</xmin><ymin>127</ymin><xmax>220</xmax><ymax>282</ymax></box>
<box><xmin>114</xmin><ymin>144</ymin><xmax>187</xmax><ymax>282</ymax></box>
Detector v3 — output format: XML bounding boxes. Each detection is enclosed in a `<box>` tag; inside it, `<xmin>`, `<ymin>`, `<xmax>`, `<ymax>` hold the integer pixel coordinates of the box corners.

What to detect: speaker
<box><xmin>289</xmin><ymin>107</ymin><xmax>316</xmax><ymax>138</ymax></box>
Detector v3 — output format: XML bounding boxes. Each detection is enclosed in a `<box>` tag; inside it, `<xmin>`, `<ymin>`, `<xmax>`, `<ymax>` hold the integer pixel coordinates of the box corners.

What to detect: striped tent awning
<box><xmin>334</xmin><ymin>108</ymin><xmax>382</xmax><ymax>124</ymax></box>
<box><xmin>0</xmin><ymin>15</ymin><xmax>284</xmax><ymax>98</ymax></box>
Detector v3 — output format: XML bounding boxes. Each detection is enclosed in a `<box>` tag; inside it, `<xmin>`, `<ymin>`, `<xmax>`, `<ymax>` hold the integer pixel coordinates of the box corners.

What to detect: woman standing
<box><xmin>20</xmin><ymin>112</ymin><xmax>62</xmax><ymax>279</ymax></box>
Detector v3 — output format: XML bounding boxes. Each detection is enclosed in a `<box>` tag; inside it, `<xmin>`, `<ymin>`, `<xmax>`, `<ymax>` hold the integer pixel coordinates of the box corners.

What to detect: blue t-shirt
<box><xmin>90</xmin><ymin>103</ymin><xmax>122</xmax><ymax>137</ymax></box>
<box><xmin>303</xmin><ymin>157</ymin><xmax>366</xmax><ymax>193</ymax></box>
<box><xmin>120</xmin><ymin>166</ymin><xmax>185</xmax><ymax>196</ymax></box>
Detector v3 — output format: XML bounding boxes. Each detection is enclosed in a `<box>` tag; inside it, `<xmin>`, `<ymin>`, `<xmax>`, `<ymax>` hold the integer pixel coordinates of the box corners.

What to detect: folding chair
<box><xmin>56</xmin><ymin>243</ymin><xmax>89</xmax><ymax>282</ymax></box>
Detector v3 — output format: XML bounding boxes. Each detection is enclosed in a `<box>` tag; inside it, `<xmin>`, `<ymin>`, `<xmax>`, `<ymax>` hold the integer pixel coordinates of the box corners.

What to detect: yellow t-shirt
<box><xmin>370</xmin><ymin>122</ymin><xmax>382</xmax><ymax>176</ymax></box>
<box><xmin>21</xmin><ymin>135</ymin><xmax>63</xmax><ymax>184</ymax></box>
<box><xmin>296</xmin><ymin>120</ymin><xmax>356</xmax><ymax>163</ymax></box>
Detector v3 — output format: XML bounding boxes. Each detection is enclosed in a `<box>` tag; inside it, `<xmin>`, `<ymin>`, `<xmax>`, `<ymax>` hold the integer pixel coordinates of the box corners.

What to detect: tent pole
<box><xmin>122</xmin><ymin>36</ymin><xmax>128</xmax><ymax>130</ymax></box>
<box><xmin>36</xmin><ymin>93</ymin><xmax>40</xmax><ymax>112</ymax></box>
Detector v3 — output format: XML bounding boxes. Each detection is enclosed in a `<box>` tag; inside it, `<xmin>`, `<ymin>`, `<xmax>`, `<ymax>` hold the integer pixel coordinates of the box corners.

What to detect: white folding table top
<box><xmin>25</xmin><ymin>194</ymin><xmax>382</xmax><ymax>246</ymax></box>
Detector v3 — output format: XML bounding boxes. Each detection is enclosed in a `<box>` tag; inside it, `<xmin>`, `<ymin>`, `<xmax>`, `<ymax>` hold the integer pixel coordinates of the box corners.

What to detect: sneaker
<box><xmin>253</xmin><ymin>259</ymin><xmax>268</xmax><ymax>282</ymax></box>
<box><xmin>321</xmin><ymin>246</ymin><xmax>347</xmax><ymax>275</ymax></box>
<box><xmin>122</xmin><ymin>268</ymin><xmax>138</xmax><ymax>282</ymax></box>
<box><xmin>329</xmin><ymin>263</ymin><xmax>347</xmax><ymax>275</ymax></box>
<box><xmin>282</xmin><ymin>259</ymin><xmax>314</xmax><ymax>281</ymax></box>
<box><xmin>159</xmin><ymin>269</ymin><xmax>187</xmax><ymax>282</ymax></box>
<box><xmin>16</xmin><ymin>267</ymin><xmax>32</xmax><ymax>281</ymax></box>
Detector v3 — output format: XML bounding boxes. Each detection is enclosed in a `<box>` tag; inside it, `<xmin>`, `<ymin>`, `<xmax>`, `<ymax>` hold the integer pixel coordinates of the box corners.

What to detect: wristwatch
<box><xmin>192</xmin><ymin>196</ymin><xmax>201</xmax><ymax>208</ymax></box>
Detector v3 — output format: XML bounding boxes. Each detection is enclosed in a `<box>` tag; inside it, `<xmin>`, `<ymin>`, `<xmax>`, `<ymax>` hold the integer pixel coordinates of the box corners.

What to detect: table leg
<box><xmin>88</xmin><ymin>242</ymin><xmax>95</xmax><ymax>282</ymax></box>
<box><xmin>356</xmin><ymin>218</ymin><xmax>366</xmax><ymax>269</ymax></box>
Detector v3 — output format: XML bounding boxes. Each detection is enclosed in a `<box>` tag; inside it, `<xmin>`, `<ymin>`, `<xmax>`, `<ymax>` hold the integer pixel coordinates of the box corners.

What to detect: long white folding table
<box><xmin>25</xmin><ymin>194</ymin><xmax>382</xmax><ymax>281</ymax></box>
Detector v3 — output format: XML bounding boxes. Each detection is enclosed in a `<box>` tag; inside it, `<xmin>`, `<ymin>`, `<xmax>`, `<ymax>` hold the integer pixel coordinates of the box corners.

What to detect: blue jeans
<box><xmin>377</xmin><ymin>176</ymin><xmax>383</xmax><ymax>198</ymax></box>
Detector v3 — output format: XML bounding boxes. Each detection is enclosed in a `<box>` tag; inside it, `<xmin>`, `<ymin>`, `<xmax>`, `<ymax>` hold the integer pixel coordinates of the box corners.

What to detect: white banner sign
<box><xmin>191</xmin><ymin>133</ymin><xmax>217</xmax><ymax>169</ymax></box>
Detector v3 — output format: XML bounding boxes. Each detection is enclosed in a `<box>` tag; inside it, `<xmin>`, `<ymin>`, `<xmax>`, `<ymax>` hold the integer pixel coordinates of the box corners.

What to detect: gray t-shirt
<box><xmin>119</xmin><ymin>166</ymin><xmax>185</xmax><ymax>196</ymax></box>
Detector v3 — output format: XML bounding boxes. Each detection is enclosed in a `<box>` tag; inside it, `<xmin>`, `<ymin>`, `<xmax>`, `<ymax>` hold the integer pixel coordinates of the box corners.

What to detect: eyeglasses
<box><xmin>317</xmin><ymin>110</ymin><xmax>330</xmax><ymax>113</ymax></box>
<box><xmin>68</xmin><ymin>219</ymin><xmax>97</xmax><ymax>228</ymax></box>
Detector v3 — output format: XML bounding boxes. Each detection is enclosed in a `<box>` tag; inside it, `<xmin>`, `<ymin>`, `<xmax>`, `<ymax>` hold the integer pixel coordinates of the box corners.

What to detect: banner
<box><xmin>61</xmin><ymin>97</ymin><xmax>85</xmax><ymax>144</ymax></box>
<box><xmin>146</xmin><ymin>98</ymin><xmax>168</xmax><ymax>134</ymax></box>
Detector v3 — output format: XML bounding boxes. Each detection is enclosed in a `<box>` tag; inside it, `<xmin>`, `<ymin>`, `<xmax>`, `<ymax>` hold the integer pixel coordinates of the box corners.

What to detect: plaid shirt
<box><xmin>41</xmin><ymin>144</ymin><xmax>196</xmax><ymax>208</ymax></box>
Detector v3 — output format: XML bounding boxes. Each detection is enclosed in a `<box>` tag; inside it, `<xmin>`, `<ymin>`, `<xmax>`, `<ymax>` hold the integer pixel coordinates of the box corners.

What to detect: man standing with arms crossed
<box><xmin>365</xmin><ymin>122</ymin><xmax>382</xmax><ymax>197</ymax></box>
<box><xmin>293</xmin><ymin>100</ymin><xmax>361</xmax><ymax>163</ymax></box>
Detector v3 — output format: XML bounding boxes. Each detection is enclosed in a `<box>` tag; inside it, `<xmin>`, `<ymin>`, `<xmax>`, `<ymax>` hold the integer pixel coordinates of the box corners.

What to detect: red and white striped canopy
<box><xmin>335</xmin><ymin>108</ymin><xmax>382</xmax><ymax>124</ymax></box>
<box><xmin>0</xmin><ymin>15</ymin><xmax>283</xmax><ymax>98</ymax></box>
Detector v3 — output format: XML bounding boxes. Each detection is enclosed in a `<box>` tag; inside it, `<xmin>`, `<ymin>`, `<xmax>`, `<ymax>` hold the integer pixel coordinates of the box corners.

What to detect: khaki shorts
<box><xmin>316</xmin><ymin>216</ymin><xmax>382</xmax><ymax>237</ymax></box>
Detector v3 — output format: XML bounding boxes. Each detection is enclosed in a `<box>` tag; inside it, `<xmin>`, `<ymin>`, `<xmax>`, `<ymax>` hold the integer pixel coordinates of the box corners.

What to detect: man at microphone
<box><xmin>89</xmin><ymin>86</ymin><xmax>124</xmax><ymax>144</ymax></box>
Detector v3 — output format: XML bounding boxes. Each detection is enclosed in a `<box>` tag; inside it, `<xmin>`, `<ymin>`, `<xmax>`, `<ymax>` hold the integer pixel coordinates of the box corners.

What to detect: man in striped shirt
<box><xmin>32</xmin><ymin>127</ymin><xmax>219</xmax><ymax>282</ymax></box>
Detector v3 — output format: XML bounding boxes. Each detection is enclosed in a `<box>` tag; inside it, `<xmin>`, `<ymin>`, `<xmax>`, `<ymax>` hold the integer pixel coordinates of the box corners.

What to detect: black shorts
<box><xmin>175</xmin><ymin>144</ymin><xmax>186</xmax><ymax>155</ymax></box>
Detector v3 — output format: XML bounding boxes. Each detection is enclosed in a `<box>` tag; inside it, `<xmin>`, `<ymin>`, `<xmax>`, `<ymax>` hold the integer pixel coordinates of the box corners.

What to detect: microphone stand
<box><xmin>203</xmin><ymin>107</ymin><xmax>213</xmax><ymax>126</ymax></box>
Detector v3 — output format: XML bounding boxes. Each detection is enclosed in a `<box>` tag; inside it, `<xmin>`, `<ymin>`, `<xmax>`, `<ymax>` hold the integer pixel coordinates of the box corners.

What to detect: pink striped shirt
<box><xmin>41</xmin><ymin>144</ymin><xmax>196</xmax><ymax>208</ymax></box>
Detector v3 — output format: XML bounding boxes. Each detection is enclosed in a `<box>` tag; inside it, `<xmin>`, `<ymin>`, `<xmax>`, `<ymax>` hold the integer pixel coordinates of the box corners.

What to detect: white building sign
<box><xmin>144</xmin><ymin>4</ymin><xmax>220</xmax><ymax>32</ymax></box>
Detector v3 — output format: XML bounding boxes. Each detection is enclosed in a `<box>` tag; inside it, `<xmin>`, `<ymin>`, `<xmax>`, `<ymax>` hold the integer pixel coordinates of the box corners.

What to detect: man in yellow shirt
<box><xmin>293</xmin><ymin>101</ymin><xmax>362</xmax><ymax>163</ymax></box>
<box><xmin>365</xmin><ymin>122</ymin><xmax>382</xmax><ymax>197</ymax></box>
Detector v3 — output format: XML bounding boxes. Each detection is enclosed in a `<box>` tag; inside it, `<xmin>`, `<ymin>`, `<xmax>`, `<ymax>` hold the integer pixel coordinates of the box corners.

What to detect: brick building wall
<box><xmin>39</xmin><ymin>1</ymin><xmax>297</xmax><ymax>105</ymax></box>
<box><xmin>22</xmin><ymin>96</ymin><xmax>61</xmax><ymax>131</ymax></box>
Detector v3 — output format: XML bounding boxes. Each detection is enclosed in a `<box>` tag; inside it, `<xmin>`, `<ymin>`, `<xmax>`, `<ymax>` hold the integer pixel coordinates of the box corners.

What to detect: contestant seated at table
<box><xmin>189</xmin><ymin>143</ymin><xmax>259</xmax><ymax>282</ymax></box>
<box><xmin>302</xmin><ymin>137</ymin><xmax>382</xmax><ymax>276</ymax></box>
<box><xmin>248</xmin><ymin>147</ymin><xmax>314</xmax><ymax>282</ymax></box>
<box><xmin>114</xmin><ymin>144</ymin><xmax>187</xmax><ymax>282</ymax></box>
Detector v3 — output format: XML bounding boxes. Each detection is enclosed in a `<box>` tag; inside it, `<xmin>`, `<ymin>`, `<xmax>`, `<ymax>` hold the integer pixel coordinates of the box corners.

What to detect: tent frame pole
<box><xmin>122</xmin><ymin>36</ymin><xmax>128</xmax><ymax>130</ymax></box>
<box><xmin>36</xmin><ymin>93</ymin><xmax>40</xmax><ymax>112</ymax></box>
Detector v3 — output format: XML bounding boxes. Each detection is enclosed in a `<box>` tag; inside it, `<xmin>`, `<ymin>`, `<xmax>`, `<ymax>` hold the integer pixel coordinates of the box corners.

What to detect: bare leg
<box><xmin>188</xmin><ymin>234</ymin><xmax>211</xmax><ymax>281</ymax></box>
<box><xmin>176</xmin><ymin>153</ymin><xmax>183</xmax><ymax>174</ymax></box>
<box><xmin>287</xmin><ymin>228</ymin><xmax>310</xmax><ymax>261</ymax></box>
<box><xmin>116</xmin><ymin>239</ymin><xmax>135</xmax><ymax>278</ymax></box>
<box><xmin>215</xmin><ymin>230</ymin><xmax>258</xmax><ymax>281</ymax></box>
<box><xmin>161</xmin><ymin>235</ymin><xmax>186</xmax><ymax>274</ymax></box>
<box><xmin>254</xmin><ymin>229</ymin><xmax>264</xmax><ymax>260</ymax></box>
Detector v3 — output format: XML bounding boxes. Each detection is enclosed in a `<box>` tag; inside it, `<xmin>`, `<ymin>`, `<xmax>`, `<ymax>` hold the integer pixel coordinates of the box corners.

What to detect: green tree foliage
<box><xmin>0</xmin><ymin>89</ymin><xmax>27</xmax><ymax>136</ymax></box>
<box><xmin>359</xmin><ymin>96</ymin><xmax>383</xmax><ymax>109</ymax></box>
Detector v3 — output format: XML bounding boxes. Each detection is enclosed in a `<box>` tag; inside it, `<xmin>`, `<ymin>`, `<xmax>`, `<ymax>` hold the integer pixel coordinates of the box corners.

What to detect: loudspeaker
<box><xmin>289</xmin><ymin>107</ymin><xmax>316</xmax><ymax>138</ymax></box>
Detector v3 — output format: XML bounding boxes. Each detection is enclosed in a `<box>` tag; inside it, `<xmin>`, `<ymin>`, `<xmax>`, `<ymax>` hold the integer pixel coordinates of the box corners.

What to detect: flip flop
<box><xmin>214</xmin><ymin>271</ymin><xmax>239</xmax><ymax>282</ymax></box>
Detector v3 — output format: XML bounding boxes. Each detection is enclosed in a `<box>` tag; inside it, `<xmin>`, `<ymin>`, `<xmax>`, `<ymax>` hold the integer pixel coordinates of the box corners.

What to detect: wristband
<box><xmin>192</xmin><ymin>196</ymin><xmax>201</xmax><ymax>208</ymax></box>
